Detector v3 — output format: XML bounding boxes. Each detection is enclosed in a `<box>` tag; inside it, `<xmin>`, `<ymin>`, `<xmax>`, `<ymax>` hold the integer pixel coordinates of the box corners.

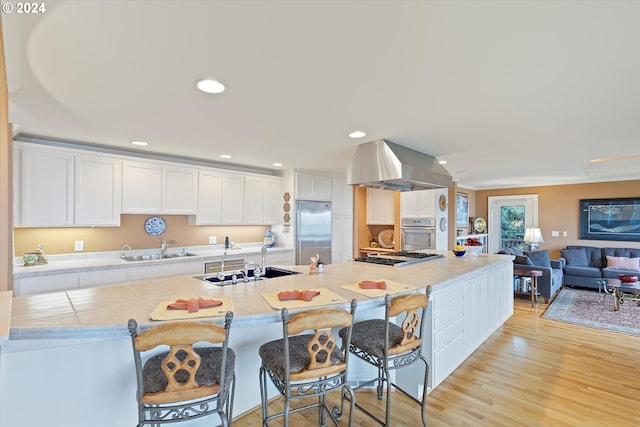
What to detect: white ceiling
<box><xmin>4</xmin><ymin>0</ymin><xmax>640</xmax><ymax>189</ymax></box>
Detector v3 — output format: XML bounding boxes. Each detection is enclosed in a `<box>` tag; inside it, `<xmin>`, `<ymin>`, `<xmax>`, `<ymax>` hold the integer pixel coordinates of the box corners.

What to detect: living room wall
<box><xmin>475</xmin><ymin>179</ymin><xmax>640</xmax><ymax>259</ymax></box>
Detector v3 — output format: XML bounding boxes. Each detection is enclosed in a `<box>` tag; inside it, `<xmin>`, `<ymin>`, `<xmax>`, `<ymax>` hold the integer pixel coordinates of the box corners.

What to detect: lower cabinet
<box><xmin>15</xmin><ymin>273</ymin><xmax>80</xmax><ymax>296</ymax></box>
<box><xmin>396</xmin><ymin>262</ymin><xmax>513</xmax><ymax>393</ymax></box>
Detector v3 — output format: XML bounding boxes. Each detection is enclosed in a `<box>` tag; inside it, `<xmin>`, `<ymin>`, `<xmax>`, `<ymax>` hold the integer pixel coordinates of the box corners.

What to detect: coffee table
<box><xmin>612</xmin><ymin>280</ymin><xmax>640</xmax><ymax>311</ymax></box>
<box><xmin>594</xmin><ymin>278</ymin><xmax>640</xmax><ymax>311</ymax></box>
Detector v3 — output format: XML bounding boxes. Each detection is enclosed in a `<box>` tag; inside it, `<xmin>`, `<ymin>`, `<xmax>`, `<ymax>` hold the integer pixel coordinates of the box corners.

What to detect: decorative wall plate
<box><xmin>439</xmin><ymin>194</ymin><xmax>447</xmax><ymax>212</ymax></box>
<box><xmin>473</xmin><ymin>217</ymin><xmax>487</xmax><ymax>233</ymax></box>
<box><xmin>144</xmin><ymin>216</ymin><xmax>166</xmax><ymax>236</ymax></box>
<box><xmin>440</xmin><ymin>217</ymin><xmax>448</xmax><ymax>232</ymax></box>
<box><xmin>378</xmin><ymin>229</ymin><xmax>394</xmax><ymax>249</ymax></box>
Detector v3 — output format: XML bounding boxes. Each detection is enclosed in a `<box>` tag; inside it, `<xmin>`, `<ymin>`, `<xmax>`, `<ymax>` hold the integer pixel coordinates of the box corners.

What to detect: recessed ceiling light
<box><xmin>196</xmin><ymin>79</ymin><xmax>225</xmax><ymax>94</ymax></box>
<box><xmin>272</xmin><ymin>162</ymin><xmax>283</xmax><ymax>167</ymax></box>
<box><xmin>130</xmin><ymin>140</ymin><xmax>148</xmax><ymax>146</ymax></box>
<box><xmin>219</xmin><ymin>154</ymin><xmax>232</xmax><ymax>159</ymax></box>
<box><xmin>439</xmin><ymin>160</ymin><xmax>447</xmax><ymax>165</ymax></box>
<box><xmin>348</xmin><ymin>130</ymin><xmax>366</xmax><ymax>139</ymax></box>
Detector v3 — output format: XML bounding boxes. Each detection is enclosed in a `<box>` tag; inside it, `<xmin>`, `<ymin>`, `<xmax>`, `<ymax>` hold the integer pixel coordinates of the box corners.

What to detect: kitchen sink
<box><xmin>195</xmin><ymin>266</ymin><xmax>301</xmax><ymax>286</ymax></box>
<box><xmin>121</xmin><ymin>252</ymin><xmax>198</xmax><ymax>261</ymax></box>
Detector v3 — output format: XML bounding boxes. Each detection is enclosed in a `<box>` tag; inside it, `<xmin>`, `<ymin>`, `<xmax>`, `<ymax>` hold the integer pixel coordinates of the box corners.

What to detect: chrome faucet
<box><xmin>220</xmin><ymin>251</ymin><xmax>226</xmax><ymax>273</ymax></box>
<box><xmin>261</xmin><ymin>245</ymin><xmax>267</xmax><ymax>271</ymax></box>
<box><xmin>161</xmin><ymin>239</ymin><xmax>177</xmax><ymax>254</ymax></box>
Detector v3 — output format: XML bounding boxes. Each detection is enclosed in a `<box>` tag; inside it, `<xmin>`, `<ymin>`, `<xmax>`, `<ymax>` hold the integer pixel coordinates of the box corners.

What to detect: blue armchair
<box><xmin>498</xmin><ymin>248</ymin><xmax>564</xmax><ymax>303</ymax></box>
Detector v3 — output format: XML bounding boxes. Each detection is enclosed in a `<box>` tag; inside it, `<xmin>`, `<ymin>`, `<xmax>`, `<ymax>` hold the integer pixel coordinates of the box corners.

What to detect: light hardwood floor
<box><xmin>234</xmin><ymin>296</ymin><xmax>640</xmax><ymax>426</ymax></box>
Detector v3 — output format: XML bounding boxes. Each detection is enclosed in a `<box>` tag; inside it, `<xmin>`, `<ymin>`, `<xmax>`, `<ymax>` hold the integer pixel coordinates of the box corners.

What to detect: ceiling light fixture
<box><xmin>196</xmin><ymin>79</ymin><xmax>225</xmax><ymax>94</ymax></box>
<box><xmin>272</xmin><ymin>162</ymin><xmax>283</xmax><ymax>167</ymax></box>
<box><xmin>219</xmin><ymin>154</ymin><xmax>232</xmax><ymax>159</ymax></box>
<box><xmin>439</xmin><ymin>160</ymin><xmax>447</xmax><ymax>165</ymax></box>
<box><xmin>348</xmin><ymin>130</ymin><xmax>366</xmax><ymax>139</ymax></box>
<box><xmin>130</xmin><ymin>140</ymin><xmax>148</xmax><ymax>146</ymax></box>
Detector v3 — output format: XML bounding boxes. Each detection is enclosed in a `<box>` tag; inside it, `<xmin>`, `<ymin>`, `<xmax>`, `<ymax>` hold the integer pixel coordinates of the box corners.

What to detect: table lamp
<box><xmin>524</xmin><ymin>227</ymin><xmax>544</xmax><ymax>250</ymax></box>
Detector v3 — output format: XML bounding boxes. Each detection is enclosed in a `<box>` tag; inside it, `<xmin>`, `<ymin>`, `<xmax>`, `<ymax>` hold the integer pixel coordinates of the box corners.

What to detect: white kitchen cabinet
<box><xmin>263</xmin><ymin>177</ymin><xmax>281</xmax><ymax>225</ymax></box>
<box><xmin>366</xmin><ymin>188</ymin><xmax>395</xmax><ymax>225</ymax></box>
<box><xmin>222</xmin><ymin>172</ymin><xmax>245</xmax><ymax>224</ymax></box>
<box><xmin>121</xmin><ymin>160</ymin><xmax>162</xmax><ymax>213</ymax></box>
<box><xmin>78</xmin><ymin>268</ymin><xmax>129</xmax><ymax>289</ymax></box>
<box><xmin>332</xmin><ymin>177</ymin><xmax>354</xmax><ymax>263</ymax></box>
<box><xmin>14</xmin><ymin>273</ymin><xmax>79</xmax><ymax>296</ymax></box>
<box><xmin>16</xmin><ymin>143</ymin><xmax>74</xmax><ymax>227</ymax></box>
<box><xmin>244</xmin><ymin>175</ymin><xmax>282</xmax><ymax>224</ymax></box>
<box><xmin>74</xmin><ymin>155</ymin><xmax>122</xmax><ymax>226</ymax></box>
<box><xmin>189</xmin><ymin>169</ymin><xmax>223</xmax><ymax>225</ymax></box>
<box><xmin>400</xmin><ymin>189</ymin><xmax>436</xmax><ymax>218</ymax></box>
<box><xmin>295</xmin><ymin>172</ymin><xmax>332</xmax><ymax>201</ymax></box>
<box><xmin>122</xmin><ymin>160</ymin><xmax>197</xmax><ymax>214</ymax></box>
<box><xmin>244</xmin><ymin>175</ymin><xmax>265</xmax><ymax>224</ymax></box>
<box><xmin>162</xmin><ymin>165</ymin><xmax>197</xmax><ymax>214</ymax></box>
<box><xmin>331</xmin><ymin>176</ymin><xmax>353</xmax><ymax>217</ymax></box>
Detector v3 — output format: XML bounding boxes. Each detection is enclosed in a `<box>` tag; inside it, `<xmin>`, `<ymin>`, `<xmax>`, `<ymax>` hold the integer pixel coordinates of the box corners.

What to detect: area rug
<box><xmin>542</xmin><ymin>287</ymin><xmax>640</xmax><ymax>337</ymax></box>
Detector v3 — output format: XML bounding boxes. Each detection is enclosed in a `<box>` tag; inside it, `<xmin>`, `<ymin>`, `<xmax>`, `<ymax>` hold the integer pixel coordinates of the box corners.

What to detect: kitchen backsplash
<box><xmin>14</xmin><ymin>214</ymin><xmax>271</xmax><ymax>256</ymax></box>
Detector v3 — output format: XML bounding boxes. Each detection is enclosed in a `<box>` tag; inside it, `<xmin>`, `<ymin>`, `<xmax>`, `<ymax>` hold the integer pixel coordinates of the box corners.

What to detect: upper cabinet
<box><xmin>16</xmin><ymin>143</ymin><xmax>74</xmax><ymax>227</ymax></box>
<box><xmin>295</xmin><ymin>172</ymin><xmax>332</xmax><ymax>201</ymax></box>
<box><xmin>15</xmin><ymin>142</ymin><xmax>121</xmax><ymax>227</ymax></box>
<box><xmin>366</xmin><ymin>188</ymin><xmax>395</xmax><ymax>225</ymax></box>
<box><xmin>75</xmin><ymin>154</ymin><xmax>122</xmax><ymax>226</ymax></box>
<box><xmin>189</xmin><ymin>169</ymin><xmax>223</xmax><ymax>225</ymax></box>
<box><xmin>400</xmin><ymin>189</ymin><xmax>436</xmax><ymax>218</ymax></box>
<box><xmin>121</xmin><ymin>160</ymin><xmax>197</xmax><ymax>214</ymax></box>
<box><xmin>15</xmin><ymin>141</ymin><xmax>281</xmax><ymax>227</ymax></box>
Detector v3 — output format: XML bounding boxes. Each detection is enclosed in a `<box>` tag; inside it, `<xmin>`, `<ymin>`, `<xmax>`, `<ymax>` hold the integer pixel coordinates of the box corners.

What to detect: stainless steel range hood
<box><xmin>346</xmin><ymin>139</ymin><xmax>452</xmax><ymax>191</ymax></box>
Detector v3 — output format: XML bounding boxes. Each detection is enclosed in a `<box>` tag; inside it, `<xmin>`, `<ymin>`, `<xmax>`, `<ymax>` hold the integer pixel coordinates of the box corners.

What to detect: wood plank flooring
<box><xmin>234</xmin><ymin>296</ymin><xmax>640</xmax><ymax>426</ymax></box>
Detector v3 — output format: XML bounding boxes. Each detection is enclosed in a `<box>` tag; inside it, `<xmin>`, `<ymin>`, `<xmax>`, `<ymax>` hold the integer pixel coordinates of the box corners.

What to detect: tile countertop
<box><xmin>13</xmin><ymin>243</ymin><xmax>293</xmax><ymax>278</ymax></box>
<box><xmin>9</xmin><ymin>252</ymin><xmax>512</xmax><ymax>340</ymax></box>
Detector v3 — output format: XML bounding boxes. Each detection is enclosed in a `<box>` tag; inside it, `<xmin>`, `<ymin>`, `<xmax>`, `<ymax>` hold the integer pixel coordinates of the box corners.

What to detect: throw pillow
<box><xmin>514</xmin><ymin>255</ymin><xmax>534</xmax><ymax>266</ymax></box>
<box><xmin>560</xmin><ymin>248</ymin><xmax>589</xmax><ymax>267</ymax></box>
<box><xmin>524</xmin><ymin>249</ymin><xmax>551</xmax><ymax>268</ymax></box>
<box><xmin>606</xmin><ymin>256</ymin><xmax>640</xmax><ymax>271</ymax></box>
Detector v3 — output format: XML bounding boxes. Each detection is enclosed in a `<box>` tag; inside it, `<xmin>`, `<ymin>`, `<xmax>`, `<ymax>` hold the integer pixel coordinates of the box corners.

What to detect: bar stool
<box><xmin>128</xmin><ymin>313</ymin><xmax>236</xmax><ymax>426</ymax></box>
<box><xmin>258</xmin><ymin>299</ymin><xmax>357</xmax><ymax>427</ymax></box>
<box><xmin>340</xmin><ymin>288</ymin><xmax>430</xmax><ymax>426</ymax></box>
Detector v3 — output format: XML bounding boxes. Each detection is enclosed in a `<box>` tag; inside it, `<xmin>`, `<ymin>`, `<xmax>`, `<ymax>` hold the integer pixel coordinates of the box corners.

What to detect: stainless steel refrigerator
<box><xmin>295</xmin><ymin>200</ymin><xmax>332</xmax><ymax>265</ymax></box>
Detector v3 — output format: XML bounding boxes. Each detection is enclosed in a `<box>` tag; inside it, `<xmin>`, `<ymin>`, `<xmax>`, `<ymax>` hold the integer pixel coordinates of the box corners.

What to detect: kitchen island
<box><xmin>1</xmin><ymin>253</ymin><xmax>513</xmax><ymax>427</ymax></box>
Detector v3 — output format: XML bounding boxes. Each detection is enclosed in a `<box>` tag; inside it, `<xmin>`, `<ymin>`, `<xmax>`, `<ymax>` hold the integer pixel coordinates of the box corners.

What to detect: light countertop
<box><xmin>9</xmin><ymin>252</ymin><xmax>512</xmax><ymax>340</ymax></box>
<box><xmin>13</xmin><ymin>244</ymin><xmax>293</xmax><ymax>278</ymax></box>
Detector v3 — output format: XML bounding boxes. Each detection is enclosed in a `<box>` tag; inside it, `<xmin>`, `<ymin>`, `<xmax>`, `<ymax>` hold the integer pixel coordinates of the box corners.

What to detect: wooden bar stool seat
<box><xmin>128</xmin><ymin>313</ymin><xmax>236</xmax><ymax>426</ymax></box>
<box><xmin>259</xmin><ymin>300</ymin><xmax>358</xmax><ymax>427</ymax></box>
<box><xmin>340</xmin><ymin>288</ymin><xmax>431</xmax><ymax>426</ymax></box>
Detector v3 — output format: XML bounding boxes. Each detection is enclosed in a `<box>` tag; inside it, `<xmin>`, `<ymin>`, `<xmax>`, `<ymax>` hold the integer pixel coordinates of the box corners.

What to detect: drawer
<box><xmin>433</xmin><ymin>283</ymin><xmax>462</xmax><ymax>311</ymax></box>
<box><xmin>434</xmin><ymin>299</ymin><xmax>464</xmax><ymax>330</ymax></box>
<box><xmin>434</xmin><ymin>316</ymin><xmax>464</xmax><ymax>350</ymax></box>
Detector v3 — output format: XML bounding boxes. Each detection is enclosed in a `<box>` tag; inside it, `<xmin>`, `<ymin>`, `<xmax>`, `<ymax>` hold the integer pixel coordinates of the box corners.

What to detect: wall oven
<box><xmin>401</xmin><ymin>217</ymin><xmax>436</xmax><ymax>251</ymax></box>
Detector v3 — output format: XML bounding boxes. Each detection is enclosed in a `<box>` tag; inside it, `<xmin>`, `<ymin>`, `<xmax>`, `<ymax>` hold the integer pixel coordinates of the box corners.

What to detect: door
<box><xmin>296</xmin><ymin>201</ymin><xmax>332</xmax><ymax>265</ymax></box>
<box><xmin>488</xmin><ymin>195</ymin><xmax>538</xmax><ymax>253</ymax></box>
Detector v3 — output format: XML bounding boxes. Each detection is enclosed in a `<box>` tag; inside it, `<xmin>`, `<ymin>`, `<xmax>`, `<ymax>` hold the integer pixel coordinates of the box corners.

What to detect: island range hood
<box><xmin>346</xmin><ymin>139</ymin><xmax>452</xmax><ymax>191</ymax></box>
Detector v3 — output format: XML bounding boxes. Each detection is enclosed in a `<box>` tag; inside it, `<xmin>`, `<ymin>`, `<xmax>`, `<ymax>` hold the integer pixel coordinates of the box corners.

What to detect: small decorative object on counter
<box><xmin>36</xmin><ymin>243</ymin><xmax>48</xmax><ymax>264</ymax></box>
<box><xmin>309</xmin><ymin>253</ymin><xmax>320</xmax><ymax>274</ymax></box>
<box><xmin>224</xmin><ymin>236</ymin><xmax>230</xmax><ymax>249</ymax></box>
<box><xmin>22</xmin><ymin>253</ymin><xmax>39</xmax><ymax>266</ymax></box>
<box><xmin>264</xmin><ymin>229</ymin><xmax>275</xmax><ymax>248</ymax></box>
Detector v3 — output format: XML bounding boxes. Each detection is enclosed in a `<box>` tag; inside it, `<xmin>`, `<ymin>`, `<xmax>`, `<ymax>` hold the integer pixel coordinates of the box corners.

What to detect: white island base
<box><xmin>1</xmin><ymin>255</ymin><xmax>513</xmax><ymax>426</ymax></box>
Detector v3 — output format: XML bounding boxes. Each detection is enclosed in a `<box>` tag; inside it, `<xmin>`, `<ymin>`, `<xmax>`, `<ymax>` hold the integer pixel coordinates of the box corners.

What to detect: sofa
<box><xmin>560</xmin><ymin>245</ymin><xmax>640</xmax><ymax>290</ymax></box>
<box><xmin>498</xmin><ymin>248</ymin><xmax>565</xmax><ymax>303</ymax></box>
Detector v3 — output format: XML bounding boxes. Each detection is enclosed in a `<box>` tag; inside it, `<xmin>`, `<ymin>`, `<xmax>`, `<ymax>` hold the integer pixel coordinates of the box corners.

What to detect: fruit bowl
<box><xmin>464</xmin><ymin>245</ymin><xmax>483</xmax><ymax>256</ymax></box>
<box><xmin>452</xmin><ymin>249</ymin><xmax>466</xmax><ymax>257</ymax></box>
